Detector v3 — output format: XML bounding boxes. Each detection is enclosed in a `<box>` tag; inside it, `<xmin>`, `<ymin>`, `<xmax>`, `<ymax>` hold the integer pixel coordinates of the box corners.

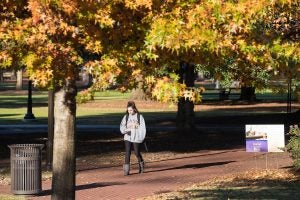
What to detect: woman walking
<box><xmin>120</xmin><ymin>101</ymin><xmax>146</xmax><ymax>175</ymax></box>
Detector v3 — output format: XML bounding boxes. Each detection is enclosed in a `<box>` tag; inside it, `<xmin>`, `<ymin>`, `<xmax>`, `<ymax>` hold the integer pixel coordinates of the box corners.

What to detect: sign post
<box><xmin>246</xmin><ymin>124</ymin><xmax>285</xmax><ymax>169</ymax></box>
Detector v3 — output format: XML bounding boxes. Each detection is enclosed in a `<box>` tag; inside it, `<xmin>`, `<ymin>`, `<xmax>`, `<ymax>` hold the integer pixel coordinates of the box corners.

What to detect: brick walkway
<box><xmin>0</xmin><ymin>148</ymin><xmax>292</xmax><ymax>200</ymax></box>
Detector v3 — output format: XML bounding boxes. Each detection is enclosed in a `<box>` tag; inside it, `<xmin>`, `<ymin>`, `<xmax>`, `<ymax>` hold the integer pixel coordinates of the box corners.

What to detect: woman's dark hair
<box><xmin>126</xmin><ymin>101</ymin><xmax>139</xmax><ymax>114</ymax></box>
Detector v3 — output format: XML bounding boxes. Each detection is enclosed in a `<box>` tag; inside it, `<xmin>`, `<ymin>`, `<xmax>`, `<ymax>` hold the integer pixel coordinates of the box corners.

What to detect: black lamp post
<box><xmin>24</xmin><ymin>80</ymin><xmax>36</xmax><ymax>121</ymax></box>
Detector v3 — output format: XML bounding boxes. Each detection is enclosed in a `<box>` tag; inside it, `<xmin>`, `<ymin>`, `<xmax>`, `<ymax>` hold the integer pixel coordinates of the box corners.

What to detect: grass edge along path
<box><xmin>140</xmin><ymin>169</ymin><xmax>300</xmax><ymax>200</ymax></box>
<box><xmin>0</xmin><ymin>195</ymin><xmax>25</xmax><ymax>200</ymax></box>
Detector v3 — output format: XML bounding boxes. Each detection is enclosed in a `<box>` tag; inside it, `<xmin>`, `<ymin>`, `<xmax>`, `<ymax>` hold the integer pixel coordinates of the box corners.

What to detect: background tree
<box><xmin>145</xmin><ymin>0</ymin><xmax>300</xmax><ymax>105</ymax></box>
<box><xmin>0</xmin><ymin>0</ymin><xmax>29</xmax><ymax>84</ymax></box>
<box><xmin>215</xmin><ymin>0</ymin><xmax>300</xmax><ymax>100</ymax></box>
<box><xmin>144</xmin><ymin>0</ymin><xmax>220</xmax><ymax>128</ymax></box>
<box><xmin>1</xmin><ymin>0</ymin><xmax>153</xmax><ymax>199</ymax></box>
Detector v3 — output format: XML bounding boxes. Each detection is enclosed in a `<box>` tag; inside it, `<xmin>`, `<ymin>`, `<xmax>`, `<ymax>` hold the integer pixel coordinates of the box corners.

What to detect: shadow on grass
<box><xmin>0</xmin><ymin>126</ymin><xmax>239</xmax><ymax>172</ymax></box>
<box><xmin>0</xmin><ymin>114</ymin><xmax>19</xmax><ymax>117</ymax></box>
<box><xmin>0</xmin><ymin>117</ymin><xmax>48</xmax><ymax>125</ymax></box>
<box><xmin>0</xmin><ymin>110</ymin><xmax>299</xmax><ymax>170</ymax></box>
<box><xmin>0</xmin><ymin>96</ymin><xmax>48</xmax><ymax>109</ymax></box>
<box><xmin>74</xmin><ymin>128</ymin><xmax>244</xmax><ymax>156</ymax></box>
<box><xmin>177</xmin><ymin>177</ymin><xmax>300</xmax><ymax>200</ymax></box>
<box><xmin>195</xmin><ymin>112</ymin><xmax>297</xmax><ymax>126</ymax></box>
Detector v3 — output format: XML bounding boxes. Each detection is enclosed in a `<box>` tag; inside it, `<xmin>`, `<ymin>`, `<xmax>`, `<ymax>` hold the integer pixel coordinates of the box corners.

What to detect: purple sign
<box><xmin>245</xmin><ymin>124</ymin><xmax>285</xmax><ymax>152</ymax></box>
<box><xmin>246</xmin><ymin>139</ymin><xmax>268</xmax><ymax>152</ymax></box>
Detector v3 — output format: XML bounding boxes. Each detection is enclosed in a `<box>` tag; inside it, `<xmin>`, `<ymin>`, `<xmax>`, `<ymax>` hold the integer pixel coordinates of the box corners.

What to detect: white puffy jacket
<box><xmin>120</xmin><ymin>113</ymin><xmax>146</xmax><ymax>143</ymax></box>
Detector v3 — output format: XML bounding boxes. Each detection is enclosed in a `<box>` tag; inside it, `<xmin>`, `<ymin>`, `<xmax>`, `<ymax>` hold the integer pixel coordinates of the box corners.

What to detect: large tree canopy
<box><xmin>0</xmin><ymin>0</ymin><xmax>153</xmax><ymax>89</ymax></box>
<box><xmin>145</xmin><ymin>0</ymin><xmax>300</xmax><ymax>89</ymax></box>
<box><xmin>1</xmin><ymin>0</ymin><xmax>299</xmax><ymax>199</ymax></box>
<box><xmin>1</xmin><ymin>0</ymin><xmax>299</xmax><ymax>97</ymax></box>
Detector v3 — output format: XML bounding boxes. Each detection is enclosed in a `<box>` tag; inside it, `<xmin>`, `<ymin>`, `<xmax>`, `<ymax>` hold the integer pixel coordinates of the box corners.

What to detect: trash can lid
<box><xmin>8</xmin><ymin>144</ymin><xmax>44</xmax><ymax>149</ymax></box>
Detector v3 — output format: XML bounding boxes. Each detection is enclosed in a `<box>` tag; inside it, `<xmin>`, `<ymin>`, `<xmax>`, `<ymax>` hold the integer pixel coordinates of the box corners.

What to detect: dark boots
<box><xmin>123</xmin><ymin>162</ymin><xmax>144</xmax><ymax>175</ymax></box>
<box><xmin>123</xmin><ymin>164</ymin><xmax>130</xmax><ymax>176</ymax></box>
<box><xmin>138</xmin><ymin>161</ymin><xmax>145</xmax><ymax>173</ymax></box>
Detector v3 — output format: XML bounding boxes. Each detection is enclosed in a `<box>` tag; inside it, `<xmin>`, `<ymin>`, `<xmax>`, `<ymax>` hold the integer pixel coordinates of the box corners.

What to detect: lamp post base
<box><xmin>23</xmin><ymin>113</ymin><xmax>36</xmax><ymax>122</ymax></box>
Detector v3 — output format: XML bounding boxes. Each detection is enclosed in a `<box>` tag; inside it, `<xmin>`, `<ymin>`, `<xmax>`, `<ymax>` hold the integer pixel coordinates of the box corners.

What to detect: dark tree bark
<box><xmin>0</xmin><ymin>69</ymin><xmax>4</xmax><ymax>83</ymax></box>
<box><xmin>240</xmin><ymin>86</ymin><xmax>256</xmax><ymax>101</ymax></box>
<box><xmin>52</xmin><ymin>79</ymin><xmax>77</xmax><ymax>200</ymax></box>
<box><xmin>177</xmin><ymin>61</ymin><xmax>195</xmax><ymax>129</ymax></box>
<box><xmin>47</xmin><ymin>89</ymin><xmax>54</xmax><ymax>170</ymax></box>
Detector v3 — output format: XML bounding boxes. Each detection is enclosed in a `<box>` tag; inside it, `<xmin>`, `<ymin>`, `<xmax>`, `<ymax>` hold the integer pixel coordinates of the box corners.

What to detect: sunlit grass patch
<box><xmin>0</xmin><ymin>195</ymin><xmax>26</xmax><ymax>200</ymax></box>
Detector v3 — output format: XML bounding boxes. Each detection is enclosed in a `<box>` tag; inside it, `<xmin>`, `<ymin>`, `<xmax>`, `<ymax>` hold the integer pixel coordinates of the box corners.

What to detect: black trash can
<box><xmin>8</xmin><ymin>144</ymin><xmax>44</xmax><ymax>195</ymax></box>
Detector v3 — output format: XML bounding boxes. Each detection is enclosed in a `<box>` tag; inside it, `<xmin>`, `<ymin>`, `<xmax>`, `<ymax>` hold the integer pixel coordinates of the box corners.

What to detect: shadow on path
<box><xmin>143</xmin><ymin>161</ymin><xmax>236</xmax><ymax>173</ymax></box>
<box><xmin>77</xmin><ymin>150</ymin><xmax>239</xmax><ymax>172</ymax></box>
<box><xmin>35</xmin><ymin>182</ymin><xmax>125</xmax><ymax>197</ymax></box>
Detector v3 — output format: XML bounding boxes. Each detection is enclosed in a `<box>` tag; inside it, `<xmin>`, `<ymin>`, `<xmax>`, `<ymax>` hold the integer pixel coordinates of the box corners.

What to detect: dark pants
<box><xmin>124</xmin><ymin>140</ymin><xmax>143</xmax><ymax>164</ymax></box>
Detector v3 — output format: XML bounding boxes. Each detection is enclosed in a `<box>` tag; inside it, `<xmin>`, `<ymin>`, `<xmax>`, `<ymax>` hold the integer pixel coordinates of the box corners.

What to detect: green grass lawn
<box><xmin>0</xmin><ymin>90</ymin><xmax>178</xmax><ymax>125</ymax></box>
<box><xmin>0</xmin><ymin>88</ymin><xmax>296</xmax><ymax>125</ymax></box>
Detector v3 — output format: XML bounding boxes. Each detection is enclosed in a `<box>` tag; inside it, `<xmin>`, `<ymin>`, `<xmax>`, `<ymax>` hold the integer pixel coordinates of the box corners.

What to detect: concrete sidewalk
<box><xmin>0</xmin><ymin>148</ymin><xmax>292</xmax><ymax>200</ymax></box>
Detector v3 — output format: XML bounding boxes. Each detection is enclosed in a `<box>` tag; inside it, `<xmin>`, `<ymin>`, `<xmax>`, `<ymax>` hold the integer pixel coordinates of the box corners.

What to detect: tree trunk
<box><xmin>130</xmin><ymin>74</ymin><xmax>147</xmax><ymax>100</ymax></box>
<box><xmin>16</xmin><ymin>70</ymin><xmax>23</xmax><ymax>90</ymax></box>
<box><xmin>130</xmin><ymin>88</ymin><xmax>147</xmax><ymax>100</ymax></box>
<box><xmin>0</xmin><ymin>69</ymin><xmax>3</xmax><ymax>83</ymax></box>
<box><xmin>11</xmin><ymin>70</ymin><xmax>16</xmax><ymax>80</ymax></box>
<box><xmin>177</xmin><ymin>97</ymin><xmax>195</xmax><ymax>129</ymax></box>
<box><xmin>240</xmin><ymin>86</ymin><xmax>256</xmax><ymax>101</ymax></box>
<box><xmin>52</xmin><ymin>79</ymin><xmax>77</xmax><ymax>200</ymax></box>
<box><xmin>177</xmin><ymin>62</ymin><xmax>195</xmax><ymax>129</ymax></box>
<box><xmin>47</xmin><ymin>89</ymin><xmax>54</xmax><ymax>170</ymax></box>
